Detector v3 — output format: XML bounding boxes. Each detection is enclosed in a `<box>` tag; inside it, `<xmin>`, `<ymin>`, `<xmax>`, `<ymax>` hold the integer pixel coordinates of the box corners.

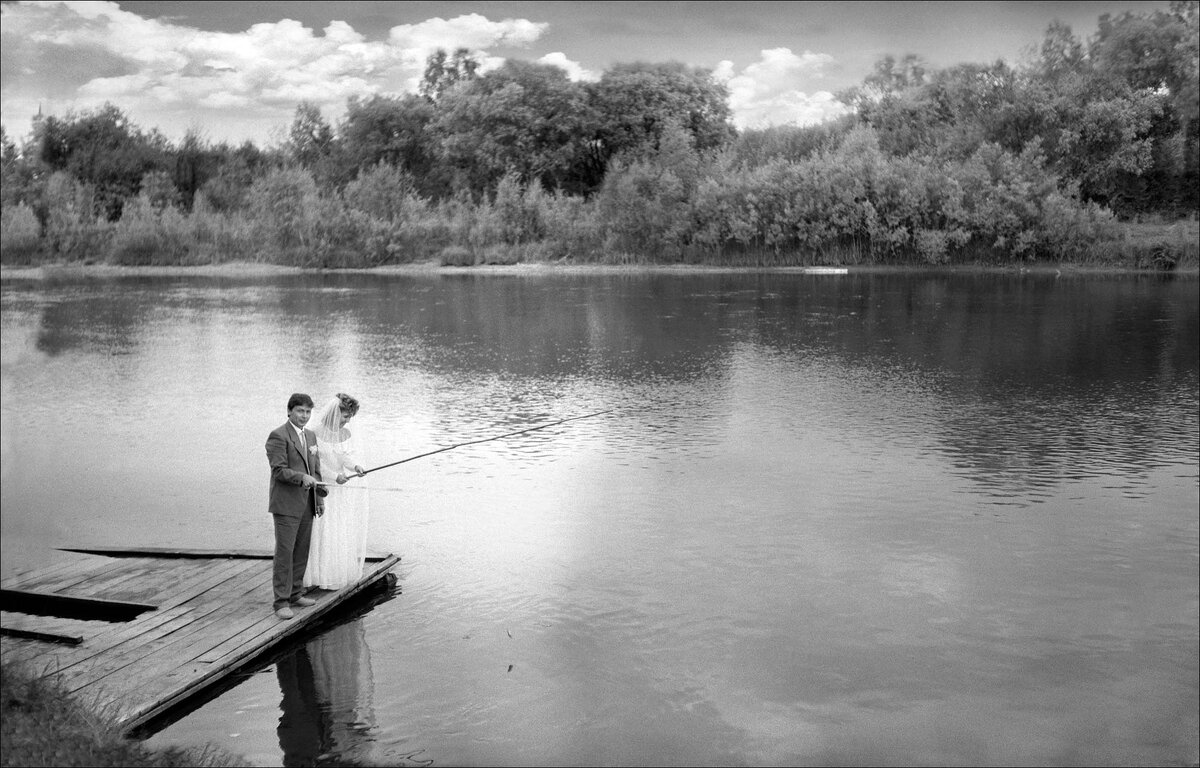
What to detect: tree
<box><xmin>419</xmin><ymin>48</ymin><xmax>480</xmax><ymax>102</ymax></box>
<box><xmin>34</xmin><ymin>104</ymin><xmax>169</xmax><ymax>220</ymax></box>
<box><xmin>835</xmin><ymin>3</ymin><xmax>1200</xmax><ymax>218</ymax></box>
<box><xmin>432</xmin><ymin>59</ymin><xmax>594</xmax><ymax>196</ymax></box>
<box><xmin>172</xmin><ymin>129</ymin><xmax>223</xmax><ymax>211</ymax></box>
<box><xmin>340</xmin><ymin>94</ymin><xmax>444</xmax><ymax>196</ymax></box>
<box><xmin>838</xmin><ymin>54</ymin><xmax>930</xmax><ymax>113</ymax></box>
<box><xmin>286</xmin><ymin>101</ymin><xmax>342</xmax><ymax>189</ymax></box>
<box><xmin>197</xmin><ymin>141</ymin><xmax>269</xmax><ymax>213</ymax></box>
<box><xmin>586</xmin><ymin>62</ymin><xmax>735</xmax><ymax>179</ymax></box>
<box><xmin>1036</xmin><ymin>20</ymin><xmax>1087</xmax><ymax>84</ymax></box>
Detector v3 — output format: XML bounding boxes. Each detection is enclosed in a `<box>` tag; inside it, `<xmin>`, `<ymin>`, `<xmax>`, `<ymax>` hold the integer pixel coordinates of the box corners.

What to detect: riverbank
<box><xmin>2</xmin><ymin>210</ymin><xmax>1196</xmax><ymax>276</ymax></box>
<box><xmin>1</xmin><ymin>259</ymin><xmax>1197</xmax><ymax>282</ymax></box>
<box><xmin>0</xmin><ymin>659</ymin><xmax>246</xmax><ymax>768</ymax></box>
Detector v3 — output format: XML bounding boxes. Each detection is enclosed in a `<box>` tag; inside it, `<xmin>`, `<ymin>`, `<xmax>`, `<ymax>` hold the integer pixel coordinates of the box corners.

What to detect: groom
<box><xmin>266</xmin><ymin>393</ymin><xmax>327</xmax><ymax>620</ymax></box>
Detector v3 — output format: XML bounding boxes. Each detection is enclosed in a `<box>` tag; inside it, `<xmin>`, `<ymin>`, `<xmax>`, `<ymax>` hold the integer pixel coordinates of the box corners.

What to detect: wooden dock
<box><xmin>0</xmin><ymin>547</ymin><xmax>399</xmax><ymax>734</ymax></box>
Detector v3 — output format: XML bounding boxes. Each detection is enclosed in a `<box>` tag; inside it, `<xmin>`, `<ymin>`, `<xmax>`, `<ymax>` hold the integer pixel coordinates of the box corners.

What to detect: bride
<box><xmin>304</xmin><ymin>393</ymin><xmax>370</xmax><ymax>590</ymax></box>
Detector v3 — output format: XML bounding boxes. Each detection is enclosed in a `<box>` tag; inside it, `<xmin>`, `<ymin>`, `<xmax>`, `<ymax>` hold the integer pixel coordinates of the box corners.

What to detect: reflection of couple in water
<box><xmin>275</xmin><ymin>617</ymin><xmax>432</xmax><ymax>767</ymax></box>
<box><xmin>276</xmin><ymin>618</ymin><xmax>377</xmax><ymax>767</ymax></box>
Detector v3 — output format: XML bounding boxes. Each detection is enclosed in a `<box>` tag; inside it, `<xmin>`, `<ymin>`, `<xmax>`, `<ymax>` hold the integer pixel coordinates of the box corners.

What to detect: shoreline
<box><xmin>2</xmin><ymin>260</ymin><xmax>1197</xmax><ymax>281</ymax></box>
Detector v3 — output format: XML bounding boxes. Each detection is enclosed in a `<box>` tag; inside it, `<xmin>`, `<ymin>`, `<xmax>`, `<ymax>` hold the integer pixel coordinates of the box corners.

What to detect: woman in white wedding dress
<box><xmin>304</xmin><ymin>393</ymin><xmax>370</xmax><ymax>590</ymax></box>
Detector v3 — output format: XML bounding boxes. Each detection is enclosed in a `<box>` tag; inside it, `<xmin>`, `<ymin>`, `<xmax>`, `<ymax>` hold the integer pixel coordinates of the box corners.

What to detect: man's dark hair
<box><xmin>287</xmin><ymin>393</ymin><xmax>314</xmax><ymax>411</ymax></box>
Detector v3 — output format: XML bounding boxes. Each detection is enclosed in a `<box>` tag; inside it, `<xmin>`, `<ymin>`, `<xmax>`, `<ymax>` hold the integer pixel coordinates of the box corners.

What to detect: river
<box><xmin>1</xmin><ymin>267</ymin><xmax>1196</xmax><ymax>766</ymax></box>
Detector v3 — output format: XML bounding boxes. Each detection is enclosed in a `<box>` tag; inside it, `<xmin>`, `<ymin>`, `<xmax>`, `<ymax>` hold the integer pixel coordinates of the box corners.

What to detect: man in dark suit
<box><xmin>266</xmin><ymin>393</ymin><xmax>327</xmax><ymax>620</ymax></box>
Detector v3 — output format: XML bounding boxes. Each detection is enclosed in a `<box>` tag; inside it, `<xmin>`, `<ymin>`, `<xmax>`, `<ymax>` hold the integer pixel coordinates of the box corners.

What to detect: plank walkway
<box><xmin>0</xmin><ymin>547</ymin><xmax>400</xmax><ymax>734</ymax></box>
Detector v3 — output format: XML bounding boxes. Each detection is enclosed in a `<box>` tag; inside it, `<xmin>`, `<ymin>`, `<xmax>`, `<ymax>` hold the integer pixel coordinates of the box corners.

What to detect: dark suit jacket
<box><xmin>266</xmin><ymin>421</ymin><xmax>324</xmax><ymax>518</ymax></box>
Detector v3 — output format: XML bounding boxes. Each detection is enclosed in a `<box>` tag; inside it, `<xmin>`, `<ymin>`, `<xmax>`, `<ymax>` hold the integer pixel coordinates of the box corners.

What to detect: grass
<box><xmin>1</xmin><ymin>658</ymin><xmax>247</xmax><ymax>768</ymax></box>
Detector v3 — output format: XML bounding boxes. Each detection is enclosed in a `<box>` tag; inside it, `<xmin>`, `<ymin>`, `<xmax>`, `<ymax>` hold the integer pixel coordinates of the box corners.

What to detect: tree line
<box><xmin>1</xmin><ymin>2</ymin><xmax>1196</xmax><ymax>268</ymax></box>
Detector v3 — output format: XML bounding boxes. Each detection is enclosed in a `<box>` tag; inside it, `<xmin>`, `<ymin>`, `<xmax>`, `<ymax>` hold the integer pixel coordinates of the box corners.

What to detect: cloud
<box><xmin>0</xmin><ymin>1</ymin><xmax>550</xmax><ymax>143</ymax></box>
<box><xmin>716</xmin><ymin>47</ymin><xmax>849</xmax><ymax>129</ymax></box>
<box><xmin>387</xmin><ymin>13</ymin><xmax>546</xmax><ymax>51</ymax></box>
<box><xmin>536</xmin><ymin>52</ymin><xmax>599</xmax><ymax>82</ymax></box>
<box><xmin>0</xmin><ymin>3</ymin><xmax>848</xmax><ymax>145</ymax></box>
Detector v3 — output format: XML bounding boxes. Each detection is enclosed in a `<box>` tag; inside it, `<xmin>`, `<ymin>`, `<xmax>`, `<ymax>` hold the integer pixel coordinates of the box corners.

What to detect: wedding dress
<box><xmin>304</xmin><ymin>398</ymin><xmax>370</xmax><ymax>589</ymax></box>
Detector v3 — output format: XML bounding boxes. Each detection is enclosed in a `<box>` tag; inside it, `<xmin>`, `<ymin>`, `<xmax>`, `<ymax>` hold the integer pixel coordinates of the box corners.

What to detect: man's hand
<box><xmin>315</xmin><ymin>505</ymin><xmax>325</xmax><ymax>517</ymax></box>
<box><xmin>336</xmin><ymin>473</ymin><xmax>348</xmax><ymax>485</ymax></box>
<box><xmin>301</xmin><ymin>474</ymin><xmax>316</xmax><ymax>488</ymax></box>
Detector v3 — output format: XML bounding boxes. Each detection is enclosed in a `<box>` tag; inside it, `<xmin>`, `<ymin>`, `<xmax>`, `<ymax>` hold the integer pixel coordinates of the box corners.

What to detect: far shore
<box><xmin>3</xmin><ymin>260</ymin><xmax>1197</xmax><ymax>281</ymax></box>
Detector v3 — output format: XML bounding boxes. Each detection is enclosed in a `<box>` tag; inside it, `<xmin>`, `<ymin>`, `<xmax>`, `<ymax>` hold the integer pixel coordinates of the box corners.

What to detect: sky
<box><xmin>0</xmin><ymin>0</ymin><xmax>1173</xmax><ymax>147</ymax></box>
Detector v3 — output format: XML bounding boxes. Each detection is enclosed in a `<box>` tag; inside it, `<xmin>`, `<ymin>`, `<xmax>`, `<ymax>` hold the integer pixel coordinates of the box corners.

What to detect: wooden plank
<box><xmin>9</xmin><ymin>557</ymin><xmax>130</xmax><ymax>594</ymax></box>
<box><xmin>59</xmin><ymin>546</ymin><xmax>390</xmax><ymax>562</ymax></box>
<box><xmin>1</xmin><ymin>555</ymin><xmax>114</xmax><ymax>590</ymax></box>
<box><xmin>177</xmin><ymin>556</ymin><xmax>396</xmax><ymax>677</ymax></box>
<box><xmin>42</xmin><ymin>606</ymin><xmax>197</xmax><ymax>680</ymax></box>
<box><xmin>67</xmin><ymin>563</ymin><xmax>190</xmax><ymax>602</ymax></box>
<box><xmin>79</xmin><ymin>566</ymin><xmax>272</xmax><ymax>674</ymax></box>
<box><xmin>2</xmin><ymin>634</ymin><xmax>41</xmax><ymax>657</ymax></box>
<box><xmin>0</xmin><ymin>610</ymin><xmax>86</xmax><ymax>645</ymax></box>
<box><xmin>17</xmin><ymin>557</ymin><xmax>145</xmax><ymax>595</ymax></box>
<box><xmin>74</xmin><ymin>572</ymin><xmax>276</xmax><ymax>704</ymax></box>
<box><xmin>60</xmin><ymin>546</ymin><xmax>272</xmax><ymax>559</ymax></box>
<box><xmin>76</xmin><ymin>558</ymin><xmax>216</xmax><ymax>603</ymax></box>
<box><xmin>54</xmin><ymin>556</ymin><xmax>262</xmax><ymax>667</ymax></box>
<box><xmin>10</xmin><ymin>550</ymin><xmax>399</xmax><ymax>735</ymax></box>
<box><xmin>76</xmin><ymin>597</ymin><xmax>269</xmax><ymax>702</ymax></box>
<box><xmin>109</xmin><ymin>556</ymin><xmax>399</xmax><ymax>730</ymax></box>
<box><xmin>34</xmin><ymin>560</ymin><xmax>262</xmax><ymax>675</ymax></box>
<box><xmin>64</xmin><ymin>573</ymin><xmax>272</xmax><ymax>694</ymax></box>
<box><xmin>140</xmin><ymin>558</ymin><xmax>263</xmax><ymax>611</ymax></box>
<box><xmin>41</xmin><ymin>558</ymin><xmax>167</xmax><ymax>600</ymax></box>
<box><xmin>0</xmin><ymin>611</ymin><xmax>109</xmax><ymax>645</ymax></box>
<box><xmin>57</xmin><ymin>557</ymin><xmax>189</xmax><ymax>598</ymax></box>
<box><xmin>1</xmin><ymin>627</ymin><xmax>83</xmax><ymax>645</ymax></box>
<box><xmin>195</xmin><ymin>556</ymin><xmax>398</xmax><ymax>665</ymax></box>
<box><xmin>62</xmin><ymin>562</ymin><xmax>275</xmax><ymax>682</ymax></box>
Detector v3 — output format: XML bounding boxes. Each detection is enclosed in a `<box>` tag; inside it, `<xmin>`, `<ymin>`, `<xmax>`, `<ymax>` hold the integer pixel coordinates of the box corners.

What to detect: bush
<box><xmin>42</xmin><ymin>171</ymin><xmax>112</xmax><ymax>261</ymax></box>
<box><xmin>538</xmin><ymin>191</ymin><xmax>603</xmax><ymax>261</ymax></box>
<box><xmin>186</xmin><ymin>196</ymin><xmax>256</xmax><ymax>263</ymax></box>
<box><xmin>247</xmin><ymin>167</ymin><xmax>320</xmax><ymax>261</ymax></box>
<box><xmin>597</xmin><ymin>158</ymin><xmax>689</xmax><ymax>260</ymax></box>
<box><xmin>108</xmin><ymin>198</ymin><xmax>194</xmax><ymax>265</ymax></box>
<box><xmin>438</xmin><ymin>244</ymin><xmax>473</xmax><ymax>265</ymax></box>
<box><xmin>0</xmin><ymin>203</ymin><xmax>43</xmax><ymax>264</ymax></box>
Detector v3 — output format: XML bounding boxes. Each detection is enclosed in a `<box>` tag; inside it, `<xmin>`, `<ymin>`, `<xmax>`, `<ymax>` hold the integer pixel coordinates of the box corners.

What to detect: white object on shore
<box><xmin>803</xmin><ymin>267</ymin><xmax>849</xmax><ymax>275</ymax></box>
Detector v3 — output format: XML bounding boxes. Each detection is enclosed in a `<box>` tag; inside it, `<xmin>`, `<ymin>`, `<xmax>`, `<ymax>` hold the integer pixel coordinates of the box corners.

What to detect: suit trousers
<box><xmin>273</xmin><ymin>511</ymin><xmax>313</xmax><ymax>609</ymax></box>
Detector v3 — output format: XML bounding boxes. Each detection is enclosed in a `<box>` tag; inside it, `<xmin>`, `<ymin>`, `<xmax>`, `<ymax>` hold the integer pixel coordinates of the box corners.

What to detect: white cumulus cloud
<box><xmin>536</xmin><ymin>52</ymin><xmax>599</xmax><ymax>82</ymax></box>
<box><xmin>0</xmin><ymin>1</ymin><xmax>551</xmax><ymax>143</ymax></box>
<box><xmin>716</xmin><ymin>47</ymin><xmax>848</xmax><ymax>129</ymax></box>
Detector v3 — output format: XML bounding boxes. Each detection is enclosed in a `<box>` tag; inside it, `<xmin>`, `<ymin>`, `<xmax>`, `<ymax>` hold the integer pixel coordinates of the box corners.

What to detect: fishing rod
<box><xmin>349</xmin><ymin>409</ymin><xmax>614</xmax><ymax>478</ymax></box>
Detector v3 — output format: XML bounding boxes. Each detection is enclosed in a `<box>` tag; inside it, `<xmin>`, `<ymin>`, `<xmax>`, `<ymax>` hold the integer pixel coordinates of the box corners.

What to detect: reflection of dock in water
<box><xmin>0</xmin><ymin>546</ymin><xmax>399</xmax><ymax>735</ymax></box>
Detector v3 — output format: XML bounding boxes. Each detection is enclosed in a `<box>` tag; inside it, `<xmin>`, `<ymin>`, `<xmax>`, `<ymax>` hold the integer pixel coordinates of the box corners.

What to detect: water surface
<box><xmin>2</xmin><ymin>269</ymin><xmax>1196</xmax><ymax>766</ymax></box>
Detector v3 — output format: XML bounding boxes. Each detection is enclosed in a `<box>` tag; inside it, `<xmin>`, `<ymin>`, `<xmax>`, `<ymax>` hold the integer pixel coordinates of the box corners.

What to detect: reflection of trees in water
<box><xmin>745</xmin><ymin>272</ymin><xmax>1200</xmax><ymax>499</ymax></box>
<box><xmin>277</xmin><ymin>618</ymin><xmax>392</xmax><ymax>767</ymax></box>
<box><xmin>32</xmin><ymin>282</ymin><xmax>157</xmax><ymax>357</ymax></box>
<box><xmin>25</xmin><ymin>271</ymin><xmax>1197</xmax><ymax>498</ymax></box>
